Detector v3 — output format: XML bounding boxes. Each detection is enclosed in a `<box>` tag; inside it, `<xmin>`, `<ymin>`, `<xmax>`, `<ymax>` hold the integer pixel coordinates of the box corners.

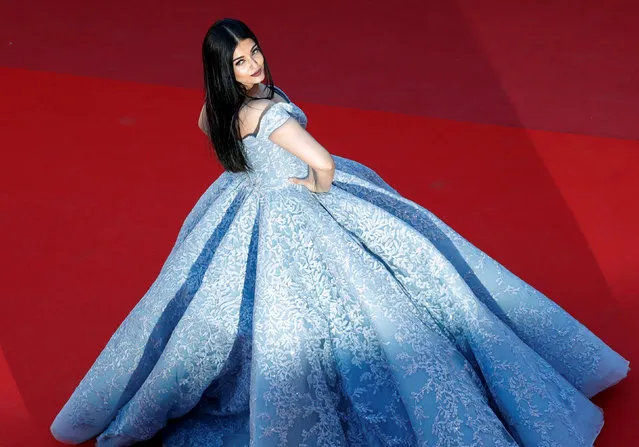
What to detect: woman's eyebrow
<box><xmin>233</xmin><ymin>44</ymin><xmax>258</xmax><ymax>62</ymax></box>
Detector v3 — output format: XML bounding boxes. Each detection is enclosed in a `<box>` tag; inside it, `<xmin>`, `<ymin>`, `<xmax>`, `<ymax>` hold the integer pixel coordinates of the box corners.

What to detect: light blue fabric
<box><xmin>51</xmin><ymin>89</ymin><xmax>629</xmax><ymax>447</ymax></box>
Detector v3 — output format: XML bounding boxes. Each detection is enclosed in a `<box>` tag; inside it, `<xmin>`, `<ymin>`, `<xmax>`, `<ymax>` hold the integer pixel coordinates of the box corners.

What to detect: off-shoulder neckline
<box><xmin>241</xmin><ymin>94</ymin><xmax>295</xmax><ymax>141</ymax></box>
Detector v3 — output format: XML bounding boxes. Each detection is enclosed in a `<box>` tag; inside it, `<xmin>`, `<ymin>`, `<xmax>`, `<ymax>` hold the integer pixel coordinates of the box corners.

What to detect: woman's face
<box><xmin>233</xmin><ymin>38</ymin><xmax>265</xmax><ymax>90</ymax></box>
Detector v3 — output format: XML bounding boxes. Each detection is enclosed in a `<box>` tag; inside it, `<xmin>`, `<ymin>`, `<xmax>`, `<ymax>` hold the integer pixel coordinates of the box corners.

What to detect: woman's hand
<box><xmin>289</xmin><ymin>167</ymin><xmax>331</xmax><ymax>193</ymax></box>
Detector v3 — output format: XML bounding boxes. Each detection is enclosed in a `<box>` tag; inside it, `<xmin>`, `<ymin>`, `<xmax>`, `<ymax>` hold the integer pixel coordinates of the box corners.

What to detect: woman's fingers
<box><xmin>289</xmin><ymin>177</ymin><xmax>316</xmax><ymax>192</ymax></box>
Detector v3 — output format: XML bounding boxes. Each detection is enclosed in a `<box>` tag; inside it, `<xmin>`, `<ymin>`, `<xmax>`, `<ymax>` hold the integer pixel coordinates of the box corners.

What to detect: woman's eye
<box><xmin>235</xmin><ymin>49</ymin><xmax>259</xmax><ymax>66</ymax></box>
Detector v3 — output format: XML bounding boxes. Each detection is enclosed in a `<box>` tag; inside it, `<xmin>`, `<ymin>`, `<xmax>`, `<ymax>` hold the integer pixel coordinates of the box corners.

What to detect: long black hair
<box><xmin>201</xmin><ymin>18</ymin><xmax>276</xmax><ymax>173</ymax></box>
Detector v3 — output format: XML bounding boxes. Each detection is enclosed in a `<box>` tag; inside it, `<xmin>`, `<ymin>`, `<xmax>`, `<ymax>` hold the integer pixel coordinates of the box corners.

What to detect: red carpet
<box><xmin>0</xmin><ymin>1</ymin><xmax>637</xmax><ymax>445</ymax></box>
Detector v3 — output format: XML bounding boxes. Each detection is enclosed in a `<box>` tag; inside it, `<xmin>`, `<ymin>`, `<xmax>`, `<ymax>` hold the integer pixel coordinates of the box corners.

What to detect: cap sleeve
<box><xmin>255</xmin><ymin>102</ymin><xmax>295</xmax><ymax>139</ymax></box>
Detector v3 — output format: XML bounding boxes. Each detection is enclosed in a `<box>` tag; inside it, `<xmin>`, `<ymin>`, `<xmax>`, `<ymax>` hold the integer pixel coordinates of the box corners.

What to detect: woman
<box><xmin>50</xmin><ymin>18</ymin><xmax>629</xmax><ymax>447</ymax></box>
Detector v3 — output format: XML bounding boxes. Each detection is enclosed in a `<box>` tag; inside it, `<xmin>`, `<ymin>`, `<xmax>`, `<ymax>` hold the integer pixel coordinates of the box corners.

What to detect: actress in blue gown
<box><xmin>50</xmin><ymin>18</ymin><xmax>629</xmax><ymax>447</ymax></box>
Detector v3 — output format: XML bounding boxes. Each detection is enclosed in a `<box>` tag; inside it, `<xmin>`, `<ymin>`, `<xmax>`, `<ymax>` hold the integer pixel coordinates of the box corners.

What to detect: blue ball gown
<box><xmin>50</xmin><ymin>86</ymin><xmax>629</xmax><ymax>447</ymax></box>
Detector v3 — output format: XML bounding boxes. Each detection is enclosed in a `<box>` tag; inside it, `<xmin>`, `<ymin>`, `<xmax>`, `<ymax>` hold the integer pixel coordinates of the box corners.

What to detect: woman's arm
<box><xmin>198</xmin><ymin>104</ymin><xmax>209</xmax><ymax>137</ymax></box>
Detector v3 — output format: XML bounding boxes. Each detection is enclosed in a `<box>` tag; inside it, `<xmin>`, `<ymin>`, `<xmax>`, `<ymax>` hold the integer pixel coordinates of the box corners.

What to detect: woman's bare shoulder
<box><xmin>238</xmin><ymin>99</ymin><xmax>277</xmax><ymax>138</ymax></box>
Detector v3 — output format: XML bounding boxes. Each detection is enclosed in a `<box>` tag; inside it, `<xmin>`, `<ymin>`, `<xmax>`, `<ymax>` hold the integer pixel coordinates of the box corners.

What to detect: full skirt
<box><xmin>50</xmin><ymin>156</ymin><xmax>629</xmax><ymax>446</ymax></box>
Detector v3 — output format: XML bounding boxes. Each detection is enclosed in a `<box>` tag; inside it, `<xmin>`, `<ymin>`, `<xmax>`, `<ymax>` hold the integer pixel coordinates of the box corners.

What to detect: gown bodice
<box><xmin>239</xmin><ymin>86</ymin><xmax>310</xmax><ymax>191</ymax></box>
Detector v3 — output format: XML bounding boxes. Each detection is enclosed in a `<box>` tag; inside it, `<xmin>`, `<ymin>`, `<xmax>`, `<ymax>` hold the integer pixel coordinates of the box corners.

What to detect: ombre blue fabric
<box><xmin>51</xmin><ymin>87</ymin><xmax>629</xmax><ymax>447</ymax></box>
